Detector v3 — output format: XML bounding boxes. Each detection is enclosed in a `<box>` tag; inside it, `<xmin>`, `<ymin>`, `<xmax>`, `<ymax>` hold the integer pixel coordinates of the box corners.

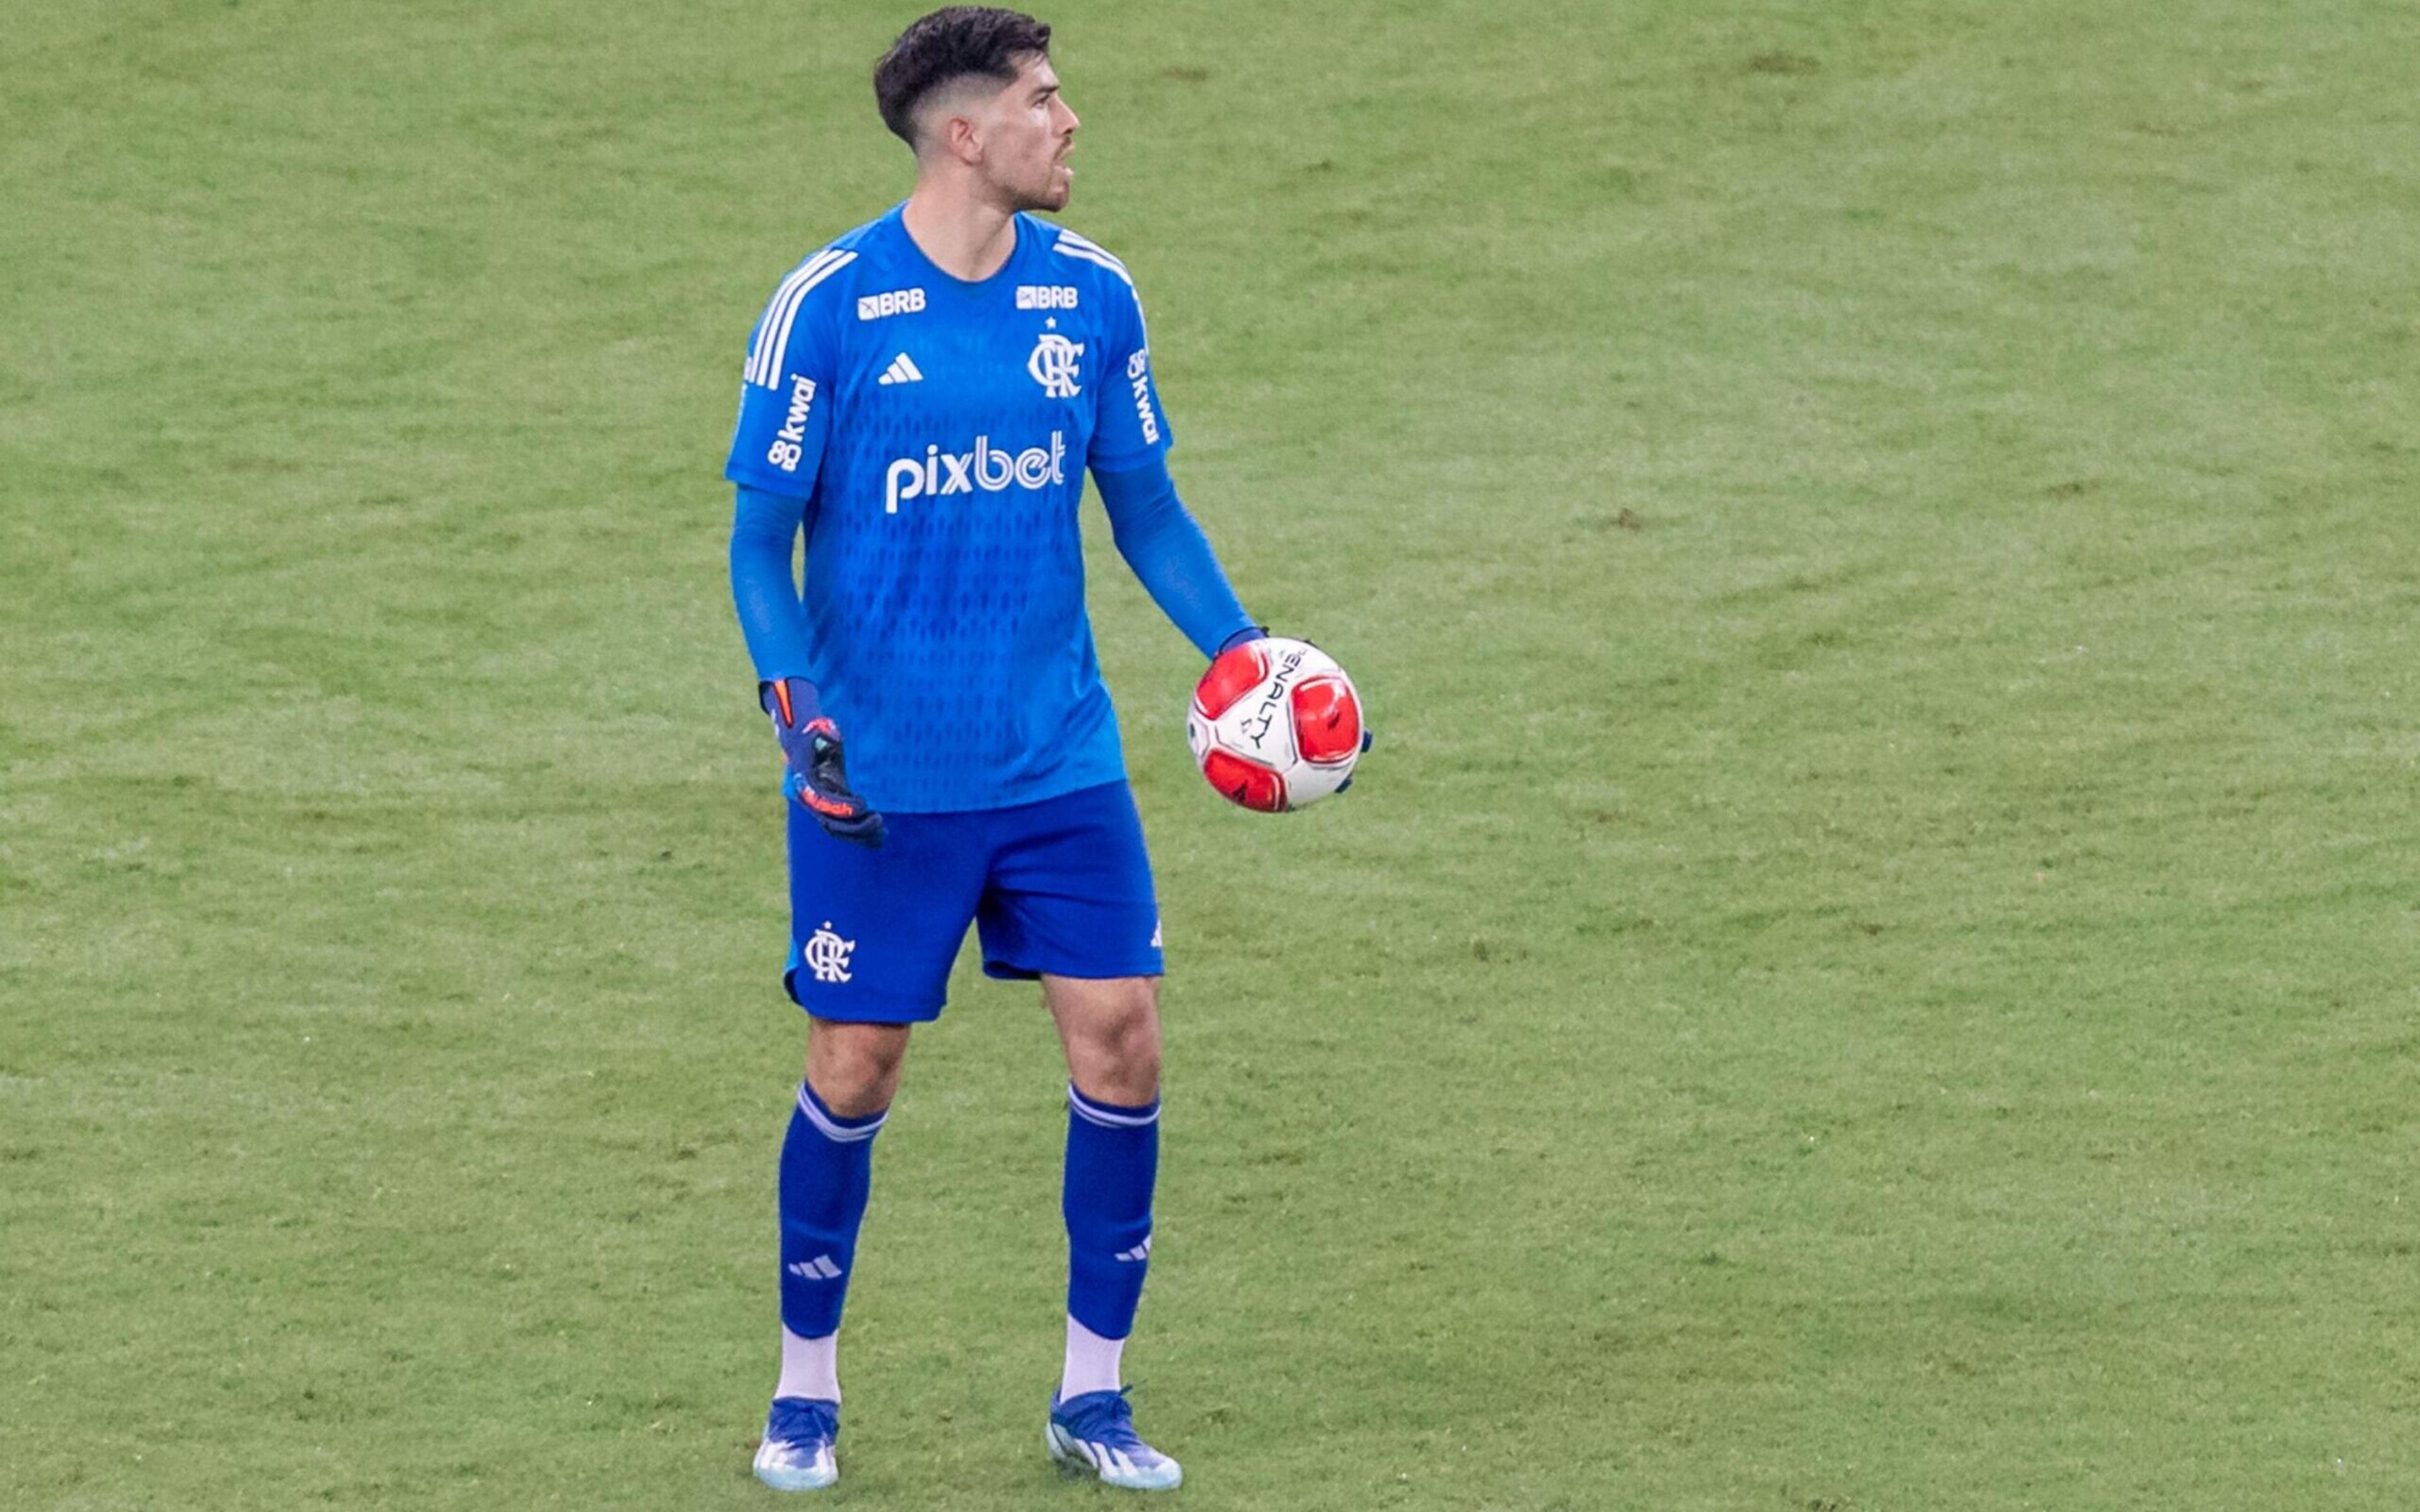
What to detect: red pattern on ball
<box><xmin>1291</xmin><ymin>675</ymin><xmax>1362</xmax><ymax>764</ymax></box>
<box><xmin>1192</xmin><ymin>644</ymin><xmax>1270</xmax><ymax>720</ymax></box>
<box><xmin>1200</xmin><ymin>748</ymin><xmax>1287</xmax><ymax>812</ymax></box>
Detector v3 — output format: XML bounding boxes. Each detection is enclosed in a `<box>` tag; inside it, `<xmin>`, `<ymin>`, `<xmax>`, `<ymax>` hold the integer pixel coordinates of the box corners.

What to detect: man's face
<box><xmin>964</xmin><ymin>54</ymin><xmax>1078</xmax><ymax>211</ymax></box>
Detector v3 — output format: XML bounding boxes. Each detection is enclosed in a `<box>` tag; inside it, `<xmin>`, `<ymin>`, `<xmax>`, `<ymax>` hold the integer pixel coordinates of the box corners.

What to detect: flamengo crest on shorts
<box><xmin>783</xmin><ymin>782</ymin><xmax>1163</xmax><ymax>1022</ymax></box>
<box><xmin>801</xmin><ymin>922</ymin><xmax>856</xmax><ymax>984</ymax></box>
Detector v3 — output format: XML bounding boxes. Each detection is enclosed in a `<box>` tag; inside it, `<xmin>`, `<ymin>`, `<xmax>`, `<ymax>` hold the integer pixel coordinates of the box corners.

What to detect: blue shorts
<box><xmin>782</xmin><ymin>779</ymin><xmax>1163</xmax><ymax>1023</ymax></box>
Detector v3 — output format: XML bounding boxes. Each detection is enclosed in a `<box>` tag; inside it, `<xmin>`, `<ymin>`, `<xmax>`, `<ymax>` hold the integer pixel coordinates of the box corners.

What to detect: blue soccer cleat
<box><xmin>753</xmin><ymin>1397</ymin><xmax>839</xmax><ymax>1492</ymax></box>
<box><xmin>1046</xmin><ymin>1387</ymin><xmax>1183</xmax><ymax>1491</ymax></box>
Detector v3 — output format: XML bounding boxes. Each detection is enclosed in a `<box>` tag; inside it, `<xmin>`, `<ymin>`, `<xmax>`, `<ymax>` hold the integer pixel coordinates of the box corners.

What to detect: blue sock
<box><xmin>1063</xmin><ymin>1084</ymin><xmax>1160</xmax><ymax>1341</ymax></box>
<box><xmin>778</xmin><ymin>1081</ymin><xmax>886</xmax><ymax>1341</ymax></box>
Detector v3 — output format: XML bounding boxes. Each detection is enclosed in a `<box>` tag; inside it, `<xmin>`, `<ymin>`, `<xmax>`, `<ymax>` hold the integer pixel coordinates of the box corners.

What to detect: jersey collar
<box><xmin>885</xmin><ymin>203</ymin><xmax>1028</xmax><ymax>295</ymax></box>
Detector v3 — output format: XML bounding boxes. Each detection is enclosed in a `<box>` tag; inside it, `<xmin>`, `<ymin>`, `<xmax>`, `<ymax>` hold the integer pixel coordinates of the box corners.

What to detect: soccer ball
<box><xmin>1187</xmin><ymin>637</ymin><xmax>1364</xmax><ymax>812</ymax></box>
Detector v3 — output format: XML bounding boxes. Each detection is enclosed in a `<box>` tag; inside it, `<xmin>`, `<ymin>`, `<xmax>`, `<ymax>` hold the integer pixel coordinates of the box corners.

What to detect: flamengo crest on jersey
<box><xmin>1028</xmin><ymin>333</ymin><xmax>1083</xmax><ymax>397</ymax></box>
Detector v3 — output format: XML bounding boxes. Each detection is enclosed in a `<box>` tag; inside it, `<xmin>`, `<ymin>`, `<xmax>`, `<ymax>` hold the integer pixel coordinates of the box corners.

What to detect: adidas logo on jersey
<box><xmin>877</xmin><ymin>352</ymin><xmax>924</xmax><ymax>386</ymax></box>
<box><xmin>884</xmin><ymin>432</ymin><xmax>1066</xmax><ymax>514</ymax></box>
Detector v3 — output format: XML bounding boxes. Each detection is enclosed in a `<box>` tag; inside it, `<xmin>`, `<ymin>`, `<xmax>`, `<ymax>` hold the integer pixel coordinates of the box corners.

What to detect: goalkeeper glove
<box><xmin>761</xmin><ymin>677</ymin><xmax>884</xmax><ymax>849</ymax></box>
<box><xmin>1339</xmin><ymin>723</ymin><xmax>1373</xmax><ymax>792</ymax></box>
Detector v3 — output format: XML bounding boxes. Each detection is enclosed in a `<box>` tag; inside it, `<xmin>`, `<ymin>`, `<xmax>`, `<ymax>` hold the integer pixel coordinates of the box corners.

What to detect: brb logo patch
<box><xmin>1017</xmin><ymin>284</ymin><xmax>1079</xmax><ymax>311</ymax></box>
<box><xmin>802</xmin><ymin>921</ymin><xmax>856</xmax><ymax>984</ymax></box>
<box><xmin>856</xmin><ymin>287</ymin><xmax>926</xmax><ymax>321</ymax></box>
<box><xmin>1027</xmin><ymin>333</ymin><xmax>1083</xmax><ymax>398</ymax></box>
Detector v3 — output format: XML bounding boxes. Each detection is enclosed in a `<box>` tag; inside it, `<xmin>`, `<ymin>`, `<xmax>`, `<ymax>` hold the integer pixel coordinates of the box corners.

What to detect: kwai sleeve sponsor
<box><xmin>1086</xmin><ymin>277</ymin><xmax>1173</xmax><ymax>476</ymax></box>
<box><xmin>725</xmin><ymin>249</ymin><xmax>856</xmax><ymax>498</ymax></box>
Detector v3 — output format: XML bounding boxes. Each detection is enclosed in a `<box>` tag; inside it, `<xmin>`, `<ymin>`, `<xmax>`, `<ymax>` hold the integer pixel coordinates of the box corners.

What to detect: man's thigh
<box><xmin>974</xmin><ymin>781</ymin><xmax>1165</xmax><ymax>985</ymax></box>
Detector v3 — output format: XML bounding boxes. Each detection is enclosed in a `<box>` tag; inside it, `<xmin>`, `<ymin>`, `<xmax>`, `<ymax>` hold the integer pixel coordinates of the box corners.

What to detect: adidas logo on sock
<box><xmin>877</xmin><ymin>352</ymin><xmax>923</xmax><ymax>386</ymax></box>
<box><xmin>786</xmin><ymin>1254</ymin><xmax>844</xmax><ymax>1280</ymax></box>
<box><xmin>1113</xmin><ymin>1235</ymin><xmax>1153</xmax><ymax>1263</ymax></box>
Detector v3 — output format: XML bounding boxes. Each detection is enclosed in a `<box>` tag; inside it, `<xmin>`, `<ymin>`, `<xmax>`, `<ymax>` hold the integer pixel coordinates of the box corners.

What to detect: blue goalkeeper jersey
<box><xmin>725</xmin><ymin>205</ymin><xmax>1175</xmax><ymax>813</ymax></box>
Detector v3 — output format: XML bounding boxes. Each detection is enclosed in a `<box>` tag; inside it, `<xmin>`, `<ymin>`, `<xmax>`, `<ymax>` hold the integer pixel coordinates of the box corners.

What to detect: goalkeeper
<box><xmin>723</xmin><ymin>6</ymin><xmax>1264</xmax><ymax>1494</ymax></box>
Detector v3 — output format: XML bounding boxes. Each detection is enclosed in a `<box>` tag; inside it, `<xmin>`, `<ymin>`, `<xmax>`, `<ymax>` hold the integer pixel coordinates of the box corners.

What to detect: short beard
<box><xmin>1004</xmin><ymin>175</ymin><xmax>1071</xmax><ymax>214</ymax></box>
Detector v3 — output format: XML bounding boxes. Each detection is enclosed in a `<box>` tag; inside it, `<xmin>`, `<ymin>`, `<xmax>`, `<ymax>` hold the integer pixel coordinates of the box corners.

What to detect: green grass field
<box><xmin>6</xmin><ymin>0</ymin><xmax>2419</xmax><ymax>1506</ymax></box>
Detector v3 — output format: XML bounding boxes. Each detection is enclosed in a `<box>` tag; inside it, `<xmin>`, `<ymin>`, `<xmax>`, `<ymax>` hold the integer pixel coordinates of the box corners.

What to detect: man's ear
<box><xmin>943</xmin><ymin>111</ymin><xmax>982</xmax><ymax>164</ymax></box>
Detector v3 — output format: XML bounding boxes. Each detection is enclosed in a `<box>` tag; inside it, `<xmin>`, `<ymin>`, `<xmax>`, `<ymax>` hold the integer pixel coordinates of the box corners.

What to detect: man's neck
<box><xmin>902</xmin><ymin>180</ymin><xmax>1019</xmax><ymax>283</ymax></box>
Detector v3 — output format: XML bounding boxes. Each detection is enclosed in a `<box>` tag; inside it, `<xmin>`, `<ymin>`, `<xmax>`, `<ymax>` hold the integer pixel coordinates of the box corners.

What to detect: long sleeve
<box><xmin>1093</xmin><ymin>457</ymin><xmax>1255</xmax><ymax>660</ymax></box>
<box><xmin>730</xmin><ymin>484</ymin><xmax>815</xmax><ymax>684</ymax></box>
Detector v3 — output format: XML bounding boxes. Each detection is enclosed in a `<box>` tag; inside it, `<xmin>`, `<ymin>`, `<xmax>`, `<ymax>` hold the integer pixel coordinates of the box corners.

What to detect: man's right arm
<box><xmin>727</xmin><ymin>251</ymin><xmax>848</xmax><ymax>680</ymax></box>
<box><xmin>730</xmin><ymin>484</ymin><xmax>814</xmax><ymax>685</ymax></box>
<box><xmin>724</xmin><ymin>249</ymin><xmax>881</xmax><ymax>844</ymax></box>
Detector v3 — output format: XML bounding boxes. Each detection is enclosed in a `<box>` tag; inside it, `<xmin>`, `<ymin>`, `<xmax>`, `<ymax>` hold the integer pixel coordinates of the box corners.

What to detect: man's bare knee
<box><xmin>805</xmin><ymin>1019</ymin><xmax>911</xmax><ymax>1117</ymax></box>
<box><xmin>1045</xmin><ymin>976</ymin><xmax>1162</xmax><ymax>1106</ymax></box>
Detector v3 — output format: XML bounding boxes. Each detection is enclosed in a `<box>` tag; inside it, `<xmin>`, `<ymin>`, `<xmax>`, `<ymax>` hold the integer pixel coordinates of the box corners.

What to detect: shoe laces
<box><xmin>1056</xmin><ymin>1386</ymin><xmax>1158</xmax><ymax>1455</ymax></box>
<box><xmin>766</xmin><ymin>1397</ymin><xmax>838</xmax><ymax>1449</ymax></box>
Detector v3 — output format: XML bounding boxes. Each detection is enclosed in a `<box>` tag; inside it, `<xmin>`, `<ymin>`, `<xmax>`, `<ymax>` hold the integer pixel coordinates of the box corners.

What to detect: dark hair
<box><xmin>874</xmin><ymin>8</ymin><xmax>1053</xmax><ymax>148</ymax></box>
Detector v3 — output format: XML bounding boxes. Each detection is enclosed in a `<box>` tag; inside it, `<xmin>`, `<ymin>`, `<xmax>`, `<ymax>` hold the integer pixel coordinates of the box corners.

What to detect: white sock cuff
<box><xmin>797</xmin><ymin>1082</ymin><xmax>887</xmax><ymax>1143</ymax></box>
<box><xmin>1068</xmin><ymin>1084</ymin><xmax>1160</xmax><ymax>1129</ymax></box>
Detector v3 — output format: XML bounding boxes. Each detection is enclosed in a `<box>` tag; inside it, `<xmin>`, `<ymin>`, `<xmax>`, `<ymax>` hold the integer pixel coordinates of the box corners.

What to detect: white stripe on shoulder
<box><xmin>1051</xmin><ymin>239</ymin><xmax>1133</xmax><ymax>287</ymax></box>
<box><xmin>746</xmin><ymin>249</ymin><xmax>841</xmax><ymax>386</ymax></box>
<box><xmin>1052</xmin><ymin>227</ymin><xmax>1123</xmax><ymax>263</ymax></box>
<box><xmin>747</xmin><ymin>249</ymin><xmax>857</xmax><ymax>387</ymax></box>
<box><xmin>765</xmin><ymin>250</ymin><xmax>855</xmax><ymax>382</ymax></box>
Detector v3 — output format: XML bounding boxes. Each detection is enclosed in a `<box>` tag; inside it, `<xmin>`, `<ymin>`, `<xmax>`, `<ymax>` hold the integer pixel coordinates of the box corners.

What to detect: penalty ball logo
<box><xmin>1237</xmin><ymin>646</ymin><xmax>1308</xmax><ymax>754</ymax></box>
